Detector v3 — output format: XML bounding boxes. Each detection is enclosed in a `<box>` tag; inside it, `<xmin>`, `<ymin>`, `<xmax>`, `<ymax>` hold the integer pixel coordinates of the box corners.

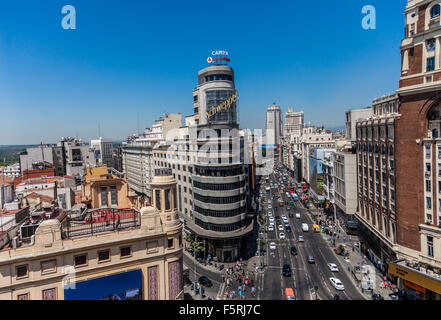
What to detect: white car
<box><xmin>281</xmin><ymin>215</ymin><xmax>287</xmax><ymax>221</ymax></box>
<box><xmin>270</xmin><ymin>242</ymin><xmax>277</xmax><ymax>250</ymax></box>
<box><xmin>268</xmin><ymin>205</ymin><xmax>272</xmax><ymax>209</ymax></box>
<box><xmin>329</xmin><ymin>277</ymin><xmax>345</xmax><ymax>291</ymax></box>
<box><xmin>268</xmin><ymin>225</ymin><xmax>274</xmax><ymax>232</ymax></box>
<box><xmin>295</xmin><ymin>213</ymin><xmax>301</xmax><ymax>219</ymax></box>
<box><xmin>269</xmin><ymin>217</ymin><xmax>275</xmax><ymax>223</ymax></box>
<box><xmin>278</xmin><ymin>225</ymin><xmax>284</xmax><ymax>231</ymax></box>
<box><xmin>279</xmin><ymin>232</ymin><xmax>286</xmax><ymax>239</ymax></box>
<box><xmin>298</xmin><ymin>235</ymin><xmax>304</xmax><ymax>242</ymax></box>
<box><xmin>328</xmin><ymin>263</ymin><xmax>339</xmax><ymax>272</ymax></box>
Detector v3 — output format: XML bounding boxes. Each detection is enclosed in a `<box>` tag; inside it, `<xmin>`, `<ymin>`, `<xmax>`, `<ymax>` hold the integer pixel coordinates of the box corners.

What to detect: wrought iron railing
<box><xmin>61</xmin><ymin>208</ymin><xmax>140</xmax><ymax>239</ymax></box>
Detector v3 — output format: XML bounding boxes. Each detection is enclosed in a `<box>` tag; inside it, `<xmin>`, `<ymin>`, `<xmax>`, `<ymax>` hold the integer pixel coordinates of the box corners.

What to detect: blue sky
<box><xmin>0</xmin><ymin>0</ymin><xmax>405</xmax><ymax>145</ymax></box>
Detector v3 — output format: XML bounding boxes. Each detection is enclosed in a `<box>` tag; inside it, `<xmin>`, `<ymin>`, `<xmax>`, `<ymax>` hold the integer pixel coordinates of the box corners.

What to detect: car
<box><xmin>287</xmin><ymin>206</ymin><xmax>291</xmax><ymax>211</ymax></box>
<box><xmin>289</xmin><ymin>212</ymin><xmax>294</xmax><ymax>218</ymax></box>
<box><xmin>198</xmin><ymin>276</ymin><xmax>213</xmax><ymax>287</ymax></box>
<box><xmin>329</xmin><ymin>277</ymin><xmax>344</xmax><ymax>290</ymax></box>
<box><xmin>269</xmin><ymin>217</ymin><xmax>274</xmax><ymax>223</ymax></box>
<box><xmin>295</xmin><ymin>213</ymin><xmax>301</xmax><ymax>219</ymax></box>
<box><xmin>298</xmin><ymin>235</ymin><xmax>304</xmax><ymax>242</ymax></box>
<box><xmin>268</xmin><ymin>205</ymin><xmax>272</xmax><ymax>209</ymax></box>
<box><xmin>268</xmin><ymin>225</ymin><xmax>274</xmax><ymax>231</ymax></box>
<box><xmin>301</xmin><ymin>223</ymin><xmax>309</xmax><ymax>232</ymax></box>
<box><xmin>285</xmin><ymin>225</ymin><xmax>292</xmax><ymax>233</ymax></box>
<box><xmin>290</xmin><ymin>246</ymin><xmax>297</xmax><ymax>255</ymax></box>
<box><xmin>279</xmin><ymin>232</ymin><xmax>286</xmax><ymax>239</ymax></box>
<box><xmin>283</xmin><ymin>264</ymin><xmax>292</xmax><ymax>277</ymax></box>
<box><xmin>307</xmin><ymin>256</ymin><xmax>315</xmax><ymax>263</ymax></box>
<box><xmin>268</xmin><ymin>211</ymin><xmax>273</xmax><ymax>216</ymax></box>
<box><xmin>281</xmin><ymin>215</ymin><xmax>287</xmax><ymax>220</ymax></box>
<box><xmin>270</xmin><ymin>242</ymin><xmax>277</xmax><ymax>250</ymax></box>
<box><xmin>328</xmin><ymin>263</ymin><xmax>339</xmax><ymax>272</ymax></box>
<box><xmin>278</xmin><ymin>224</ymin><xmax>284</xmax><ymax>231</ymax></box>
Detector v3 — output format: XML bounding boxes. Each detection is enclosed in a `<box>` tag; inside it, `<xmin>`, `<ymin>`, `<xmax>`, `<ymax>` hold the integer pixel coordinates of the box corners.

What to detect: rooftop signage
<box><xmin>206</xmin><ymin>93</ymin><xmax>238</xmax><ymax>119</ymax></box>
<box><xmin>207</xmin><ymin>50</ymin><xmax>230</xmax><ymax>64</ymax></box>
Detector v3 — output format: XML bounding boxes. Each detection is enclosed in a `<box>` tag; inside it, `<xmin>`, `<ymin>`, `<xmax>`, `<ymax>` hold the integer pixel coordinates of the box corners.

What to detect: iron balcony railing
<box><xmin>61</xmin><ymin>208</ymin><xmax>140</xmax><ymax>239</ymax></box>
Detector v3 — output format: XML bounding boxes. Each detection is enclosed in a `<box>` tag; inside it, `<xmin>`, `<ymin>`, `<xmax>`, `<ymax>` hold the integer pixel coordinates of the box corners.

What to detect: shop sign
<box><xmin>206</xmin><ymin>93</ymin><xmax>238</xmax><ymax>119</ymax></box>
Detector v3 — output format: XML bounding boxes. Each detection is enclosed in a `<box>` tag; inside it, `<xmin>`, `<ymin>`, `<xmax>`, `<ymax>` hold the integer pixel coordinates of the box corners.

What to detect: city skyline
<box><xmin>0</xmin><ymin>0</ymin><xmax>403</xmax><ymax>145</ymax></box>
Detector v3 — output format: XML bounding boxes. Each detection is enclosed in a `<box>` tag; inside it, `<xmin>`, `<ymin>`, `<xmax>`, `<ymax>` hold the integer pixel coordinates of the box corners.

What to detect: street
<box><xmin>259</xmin><ymin>163</ymin><xmax>366</xmax><ymax>300</ymax></box>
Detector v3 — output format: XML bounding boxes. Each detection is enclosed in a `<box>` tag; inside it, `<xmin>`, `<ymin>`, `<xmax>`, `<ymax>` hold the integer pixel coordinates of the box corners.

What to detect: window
<box><xmin>120</xmin><ymin>246</ymin><xmax>132</xmax><ymax>257</ymax></box>
<box><xmin>17</xmin><ymin>293</ymin><xmax>29</xmax><ymax>300</ymax></box>
<box><xmin>74</xmin><ymin>254</ymin><xmax>87</xmax><ymax>267</ymax></box>
<box><xmin>42</xmin><ymin>288</ymin><xmax>56</xmax><ymax>300</ymax></box>
<box><xmin>110</xmin><ymin>186</ymin><xmax>117</xmax><ymax>206</ymax></box>
<box><xmin>427</xmin><ymin>57</ymin><xmax>435</xmax><ymax>72</ymax></box>
<box><xmin>98</xmin><ymin>250</ymin><xmax>110</xmax><ymax>262</ymax></box>
<box><xmin>168</xmin><ymin>238</ymin><xmax>174</xmax><ymax>249</ymax></box>
<box><xmin>427</xmin><ymin>39</ymin><xmax>436</xmax><ymax>51</ymax></box>
<box><xmin>427</xmin><ymin>163</ymin><xmax>431</xmax><ymax>172</ymax></box>
<box><xmin>41</xmin><ymin>260</ymin><xmax>56</xmax><ymax>274</ymax></box>
<box><xmin>155</xmin><ymin>190</ymin><xmax>161</xmax><ymax>211</ymax></box>
<box><xmin>426</xmin><ymin>180</ymin><xmax>432</xmax><ymax>192</ymax></box>
<box><xmin>428</xmin><ymin>236</ymin><xmax>434</xmax><ymax>258</ymax></box>
<box><xmin>16</xmin><ymin>265</ymin><xmax>28</xmax><ymax>279</ymax></box>
<box><xmin>426</xmin><ymin>144</ymin><xmax>431</xmax><ymax>158</ymax></box>
<box><xmin>100</xmin><ymin>187</ymin><xmax>108</xmax><ymax>207</ymax></box>
<box><xmin>165</xmin><ymin>189</ymin><xmax>171</xmax><ymax>211</ymax></box>
<box><xmin>427</xmin><ymin>197</ymin><xmax>432</xmax><ymax>210</ymax></box>
<box><xmin>431</xmin><ymin>4</ymin><xmax>440</xmax><ymax>18</ymax></box>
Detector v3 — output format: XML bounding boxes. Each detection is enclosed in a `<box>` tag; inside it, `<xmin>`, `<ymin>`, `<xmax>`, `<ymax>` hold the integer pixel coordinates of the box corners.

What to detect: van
<box><xmin>302</xmin><ymin>223</ymin><xmax>309</xmax><ymax>232</ymax></box>
<box><xmin>312</xmin><ymin>224</ymin><xmax>321</xmax><ymax>232</ymax></box>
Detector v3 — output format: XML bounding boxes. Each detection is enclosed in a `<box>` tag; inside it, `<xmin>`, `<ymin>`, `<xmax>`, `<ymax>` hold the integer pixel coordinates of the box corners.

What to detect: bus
<box><xmin>312</xmin><ymin>224</ymin><xmax>321</xmax><ymax>232</ymax></box>
<box><xmin>285</xmin><ymin>288</ymin><xmax>296</xmax><ymax>300</ymax></box>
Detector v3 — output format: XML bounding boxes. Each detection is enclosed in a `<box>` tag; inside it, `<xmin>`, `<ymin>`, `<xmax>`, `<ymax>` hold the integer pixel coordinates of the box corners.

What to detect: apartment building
<box><xmin>356</xmin><ymin>94</ymin><xmax>399</xmax><ymax>277</ymax></box>
<box><xmin>386</xmin><ymin>0</ymin><xmax>441</xmax><ymax>299</ymax></box>
<box><xmin>0</xmin><ymin>170</ymin><xmax>183</xmax><ymax>300</ymax></box>
<box><xmin>90</xmin><ymin>138</ymin><xmax>114</xmax><ymax>168</ymax></box>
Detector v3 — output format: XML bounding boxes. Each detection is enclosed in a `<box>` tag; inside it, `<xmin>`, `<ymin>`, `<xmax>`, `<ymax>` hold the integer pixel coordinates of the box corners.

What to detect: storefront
<box><xmin>389</xmin><ymin>260</ymin><xmax>441</xmax><ymax>300</ymax></box>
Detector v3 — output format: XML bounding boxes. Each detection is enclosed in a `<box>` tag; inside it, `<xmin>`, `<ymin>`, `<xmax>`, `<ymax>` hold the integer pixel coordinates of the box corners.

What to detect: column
<box><xmin>437</xmin><ymin>37</ymin><xmax>441</xmax><ymax>69</ymax></box>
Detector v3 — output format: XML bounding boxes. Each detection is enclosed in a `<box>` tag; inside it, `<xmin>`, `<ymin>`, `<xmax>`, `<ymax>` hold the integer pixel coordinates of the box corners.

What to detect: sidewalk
<box><xmin>298</xmin><ymin>195</ymin><xmax>393</xmax><ymax>300</ymax></box>
<box><xmin>317</xmin><ymin>217</ymin><xmax>394</xmax><ymax>300</ymax></box>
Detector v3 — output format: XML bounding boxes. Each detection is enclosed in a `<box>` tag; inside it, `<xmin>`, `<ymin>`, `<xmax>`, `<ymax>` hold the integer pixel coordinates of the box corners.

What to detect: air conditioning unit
<box><xmin>426</xmin><ymin>219</ymin><xmax>433</xmax><ymax>225</ymax></box>
<box><xmin>425</xmin><ymin>172</ymin><xmax>431</xmax><ymax>178</ymax></box>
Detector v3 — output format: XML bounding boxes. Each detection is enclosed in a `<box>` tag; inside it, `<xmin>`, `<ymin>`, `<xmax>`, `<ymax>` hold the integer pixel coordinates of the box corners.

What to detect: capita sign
<box><xmin>207</xmin><ymin>50</ymin><xmax>230</xmax><ymax>64</ymax></box>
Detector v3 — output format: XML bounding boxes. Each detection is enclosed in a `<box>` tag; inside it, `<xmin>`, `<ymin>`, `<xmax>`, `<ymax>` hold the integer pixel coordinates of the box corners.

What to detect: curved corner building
<box><xmin>188</xmin><ymin>64</ymin><xmax>252</xmax><ymax>262</ymax></box>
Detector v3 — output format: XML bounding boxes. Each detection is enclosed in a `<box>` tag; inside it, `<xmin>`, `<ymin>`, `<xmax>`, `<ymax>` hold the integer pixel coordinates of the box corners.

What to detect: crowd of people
<box><xmin>222</xmin><ymin>261</ymin><xmax>257</xmax><ymax>300</ymax></box>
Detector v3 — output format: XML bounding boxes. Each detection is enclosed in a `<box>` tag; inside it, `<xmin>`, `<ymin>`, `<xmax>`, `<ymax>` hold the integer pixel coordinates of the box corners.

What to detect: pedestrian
<box><xmin>238</xmin><ymin>285</ymin><xmax>242</xmax><ymax>292</ymax></box>
<box><xmin>252</xmin><ymin>287</ymin><xmax>256</xmax><ymax>296</ymax></box>
<box><xmin>239</xmin><ymin>291</ymin><xmax>242</xmax><ymax>299</ymax></box>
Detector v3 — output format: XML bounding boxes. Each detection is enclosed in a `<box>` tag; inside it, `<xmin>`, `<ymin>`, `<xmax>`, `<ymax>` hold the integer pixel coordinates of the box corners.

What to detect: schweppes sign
<box><xmin>206</xmin><ymin>93</ymin><xmax>238</xmax><ymax>119</ymax></box>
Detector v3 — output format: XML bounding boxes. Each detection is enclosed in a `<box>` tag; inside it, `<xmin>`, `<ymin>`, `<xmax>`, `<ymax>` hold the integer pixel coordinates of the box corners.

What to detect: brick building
<box><xmin>387</xmin><ymin>0</ymin><xmax>441</xmax><ymax>299</ymax></box>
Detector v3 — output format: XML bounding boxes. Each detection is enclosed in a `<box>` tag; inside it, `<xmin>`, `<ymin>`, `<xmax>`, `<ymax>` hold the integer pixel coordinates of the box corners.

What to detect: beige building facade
<box><xmin>0</xmin><ymin>170</ymin><xmax>183</xmax><ymax>300</ymax></box>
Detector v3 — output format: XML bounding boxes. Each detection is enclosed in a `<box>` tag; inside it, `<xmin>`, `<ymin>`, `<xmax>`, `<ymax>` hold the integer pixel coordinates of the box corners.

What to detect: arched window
<box><xmin>431</xmin><ymin>4</ymin><xmax>440</xmax><ymax>18</ymax></box>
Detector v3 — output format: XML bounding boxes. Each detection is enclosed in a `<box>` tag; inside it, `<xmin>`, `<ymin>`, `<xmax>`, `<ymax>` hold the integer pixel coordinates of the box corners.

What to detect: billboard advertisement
<box><xmin>64</xmin><ymin>269</ymin><xmax>142</xmax><ymax>300</ymax></box>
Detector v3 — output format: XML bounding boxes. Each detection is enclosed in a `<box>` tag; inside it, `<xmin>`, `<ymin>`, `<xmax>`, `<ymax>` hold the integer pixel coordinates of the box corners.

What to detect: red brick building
<box><xmin>387</xmin><ymin>0</ymin><xmax>441</xmax><ymax>299</ymax></box>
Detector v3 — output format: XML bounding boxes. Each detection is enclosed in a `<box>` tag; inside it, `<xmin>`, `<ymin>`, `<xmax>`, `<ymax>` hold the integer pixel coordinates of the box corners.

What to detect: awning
<box><xmin>389</xmin><ymin>260</ymin><xmax>441</xmax><ymax>295</ymax></box>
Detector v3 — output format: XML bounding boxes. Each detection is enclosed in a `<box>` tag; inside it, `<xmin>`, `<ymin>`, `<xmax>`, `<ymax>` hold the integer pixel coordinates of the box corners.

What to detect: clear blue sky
<box><xmin>0</xmin><ymin>0</ymin><xmax>405</xmax><ymax>145</ymax></box>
